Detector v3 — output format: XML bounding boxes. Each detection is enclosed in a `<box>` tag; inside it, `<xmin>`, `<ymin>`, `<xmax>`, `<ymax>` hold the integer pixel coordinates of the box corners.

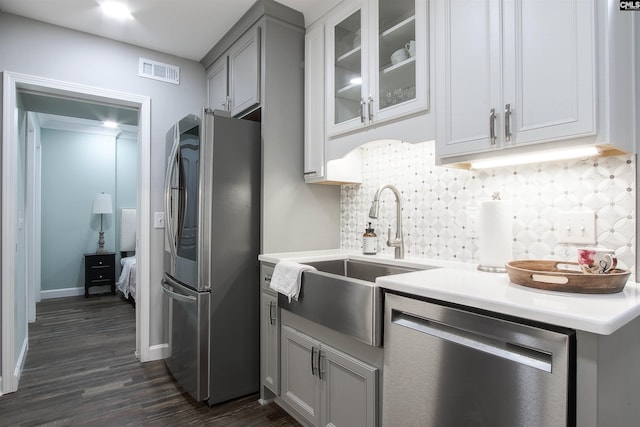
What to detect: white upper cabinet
<box><xmin>326</xmin><ymin>0</ymin><xmax>429</xmax><ymax>137</ymax></box>
<box><xmin>436</xmin><ymin>0</ymin><xmax>596</xmax><ymax>160</ymax></box>
<box><xmin>206</xmin><ymin>26</ymin><xmax>261</xmax><ymax>117</ymax></box>
<box><xmin>305</xmin><ymin>21</ymin><xmax>364</xmax><ymax>184</ymax></box>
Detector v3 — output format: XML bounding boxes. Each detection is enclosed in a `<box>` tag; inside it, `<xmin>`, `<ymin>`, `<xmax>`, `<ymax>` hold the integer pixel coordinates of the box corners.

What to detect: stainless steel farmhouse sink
<box><xmin>278</xmin><ymin>259</ymin><xmax>438</xmax><ymax>346</ymax></box>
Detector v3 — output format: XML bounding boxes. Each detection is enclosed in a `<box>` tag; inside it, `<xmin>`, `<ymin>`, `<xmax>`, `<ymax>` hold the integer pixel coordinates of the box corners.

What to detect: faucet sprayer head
<box><xmin>369</xmin><ymin>199</ymin><xmax>380</xmax><ymax>219</ymax></box>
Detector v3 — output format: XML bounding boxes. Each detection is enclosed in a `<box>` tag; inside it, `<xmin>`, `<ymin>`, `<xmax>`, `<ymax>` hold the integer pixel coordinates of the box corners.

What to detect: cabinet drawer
<box><xmin>86</xmin><ymin>266</ymin><xmax>115</xmax><ymax>282</ymax></box>
<box><xmin>87</xmin><ymin>254</ymin><xmax>114</xmax><ymax>268</ymax></box>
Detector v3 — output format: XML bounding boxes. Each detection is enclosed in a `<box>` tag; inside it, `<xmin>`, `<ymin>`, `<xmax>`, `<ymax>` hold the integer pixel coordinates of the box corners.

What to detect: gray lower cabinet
<box><xmin>261</xmin><ymin>291</ymin><xmax>279</xmax><ymax>393</ymax></box>
<box><xmin>260</xmin><ymin>264</ymin><xmax>279</xmax><ymax>402</ymax></box>
<box><xmin>280</xmin><ymin>325</ymin><xmax>378</xmax><ymax>427</ymax></box>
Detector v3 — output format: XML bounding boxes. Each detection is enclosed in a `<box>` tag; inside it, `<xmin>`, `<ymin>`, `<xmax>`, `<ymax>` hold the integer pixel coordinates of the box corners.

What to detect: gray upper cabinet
<box><xmin>228</xmin><ymin>27</ymin><xmax>261</xmax><ymax>116</ymax></box>
<box><xmin>206</xmin><ymin>26</ymin><xmax>261</xmax><ymax>116</ymax></box>
<box><xmin>207</xmin><ymin>56</ymin><xmax>228</xmax><ymax>111</ymax></box>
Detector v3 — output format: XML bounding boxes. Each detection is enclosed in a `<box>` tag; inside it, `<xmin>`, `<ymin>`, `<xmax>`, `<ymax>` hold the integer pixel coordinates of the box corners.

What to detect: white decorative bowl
<box><xmin>390</xmin><ymin>48</ymin><xmax>409</xmax><ymax>65</ymax></box>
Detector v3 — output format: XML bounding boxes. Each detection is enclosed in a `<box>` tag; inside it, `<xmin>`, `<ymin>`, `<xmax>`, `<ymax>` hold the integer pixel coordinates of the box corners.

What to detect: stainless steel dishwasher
<box><xmin>383</xmin><ymin>293</ymin><xmax>575</xmax><ymax>427</ymax></box>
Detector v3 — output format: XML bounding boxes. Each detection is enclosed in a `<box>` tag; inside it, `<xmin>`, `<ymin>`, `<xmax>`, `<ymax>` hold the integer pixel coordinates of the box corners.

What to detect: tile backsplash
<box><xmin>340</xmin><ymin>140</ymin><xmax>636</xmax><ymax>275</ymax></box>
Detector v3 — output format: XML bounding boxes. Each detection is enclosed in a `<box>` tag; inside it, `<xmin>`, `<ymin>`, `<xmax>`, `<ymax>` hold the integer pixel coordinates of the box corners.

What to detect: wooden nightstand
<box><xmin>84</xmin><ymin>252</ymin><xmax>116</xmax><ymax>297</ymax></box>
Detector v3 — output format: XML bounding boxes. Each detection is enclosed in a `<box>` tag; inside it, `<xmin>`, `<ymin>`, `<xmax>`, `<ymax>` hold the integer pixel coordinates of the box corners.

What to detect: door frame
<box><xmin>1</xmin><ymin>71</ymin><xmax>152</xmax><ymax>394</ymax></box>
<box><xmin>26</xmin><ymin>112</ymin><xmax>40</xmax><ymax>323</ymax></box>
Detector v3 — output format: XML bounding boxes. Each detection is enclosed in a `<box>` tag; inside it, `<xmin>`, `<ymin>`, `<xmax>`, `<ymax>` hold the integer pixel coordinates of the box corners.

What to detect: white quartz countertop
<box><xmin>259</xmin><ymin>250</ymin><xmax>640</xmax><ymax>335</ymax></box>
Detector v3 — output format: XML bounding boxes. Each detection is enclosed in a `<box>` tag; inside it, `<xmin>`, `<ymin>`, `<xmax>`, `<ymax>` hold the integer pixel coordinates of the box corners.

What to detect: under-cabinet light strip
<box><xmin>470</xmin><ymin>146</ymin><xmax>600</xmax><ymax>169</ymax></box>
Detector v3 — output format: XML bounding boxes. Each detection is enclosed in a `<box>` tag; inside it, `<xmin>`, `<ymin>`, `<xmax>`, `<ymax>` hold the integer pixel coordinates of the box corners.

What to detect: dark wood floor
<box><xmin>0</xmin><ymin>295</ymin><xmax>300</xmax><ymax>426</ymax></box>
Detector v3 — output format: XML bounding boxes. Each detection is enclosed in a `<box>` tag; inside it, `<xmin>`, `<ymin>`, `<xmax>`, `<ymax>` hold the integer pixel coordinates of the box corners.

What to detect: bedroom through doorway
<box><xmin>22</xmin><ymin>92</ymin><xmax>140</xmax><ymax>307</ymax></box>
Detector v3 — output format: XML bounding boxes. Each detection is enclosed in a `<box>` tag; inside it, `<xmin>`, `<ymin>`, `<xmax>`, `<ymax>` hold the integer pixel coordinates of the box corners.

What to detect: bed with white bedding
<box><xmin>118</xmin><ymin>255</ymin><xmax>137</xmax><ymax>300</ymax></box>
<box><xmin>116</xmin><ymin>208</ymin><xmax>137</xmax><ymax>301</ymax></box>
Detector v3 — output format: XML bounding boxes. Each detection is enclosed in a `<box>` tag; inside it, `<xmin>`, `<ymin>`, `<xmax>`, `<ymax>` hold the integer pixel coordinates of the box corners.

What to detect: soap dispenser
<box><xmin>363</xmin><ymin>222</ymin><xmax>377</xmax><ymax>255</ymax></box>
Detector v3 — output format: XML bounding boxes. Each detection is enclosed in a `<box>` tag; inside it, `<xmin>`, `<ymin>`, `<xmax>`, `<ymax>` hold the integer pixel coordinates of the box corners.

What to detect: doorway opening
<box><xmin>1</xmin><ymin>72</ymin><xmax>152</xmax><ymax>395</ymax></box>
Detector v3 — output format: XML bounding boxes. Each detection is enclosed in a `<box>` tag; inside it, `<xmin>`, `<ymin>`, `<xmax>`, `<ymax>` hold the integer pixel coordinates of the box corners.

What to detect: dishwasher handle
<box><xmin>392</xmin><ymin>310</ymin><xmax>553</xmax><ymax>373</ymax></box>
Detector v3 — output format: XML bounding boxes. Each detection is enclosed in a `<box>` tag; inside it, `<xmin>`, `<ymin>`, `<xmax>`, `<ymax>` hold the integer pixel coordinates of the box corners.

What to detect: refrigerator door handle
<box><xmin>162</xmin><ymin>281</ymin><xmax>197</xmax><ymax>304</ymax></box>
<box><xmin>164</xmin><ymin>126</ymin><xmax>180</xmax><ymax>260</ymax></box>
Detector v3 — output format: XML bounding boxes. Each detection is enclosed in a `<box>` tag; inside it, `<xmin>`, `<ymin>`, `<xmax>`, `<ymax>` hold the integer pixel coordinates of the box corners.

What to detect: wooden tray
<box><xmin>505</xmin><ymin>260</ymin><xmax>631</xmax><ymax>294</ymax></box>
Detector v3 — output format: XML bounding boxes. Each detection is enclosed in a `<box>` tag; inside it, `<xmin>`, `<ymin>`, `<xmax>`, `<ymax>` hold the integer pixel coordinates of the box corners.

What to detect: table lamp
<box><xmin>93</xmin><ymin>192</ymin><xmax>113</xmax><ymax>253</ymax></box>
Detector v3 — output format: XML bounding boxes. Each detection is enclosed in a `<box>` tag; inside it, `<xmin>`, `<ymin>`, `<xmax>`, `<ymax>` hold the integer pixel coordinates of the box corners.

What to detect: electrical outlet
<box><xmin>466</xmin><ymin>206</ymin><xmax>479</xmax><ymax>238</ymax></box>
<box><xmin>557</xmin><ymin>211</ymin><xmax>596</xmax><ymax>244</ymax></box>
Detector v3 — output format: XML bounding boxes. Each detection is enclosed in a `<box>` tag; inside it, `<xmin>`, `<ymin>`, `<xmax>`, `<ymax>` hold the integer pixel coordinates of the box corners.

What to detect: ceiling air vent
<box><xmin>138</xmin><ymin>58</ymin><xmax>180</xmax><ymax>85</ymax></box>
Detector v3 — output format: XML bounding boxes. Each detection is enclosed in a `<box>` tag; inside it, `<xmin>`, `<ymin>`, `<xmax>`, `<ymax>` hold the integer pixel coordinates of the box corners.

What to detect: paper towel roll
<box><xmin>478</xmin><ymin>199</ymin><xmax>513</xmax><ymax>270</ymax></box>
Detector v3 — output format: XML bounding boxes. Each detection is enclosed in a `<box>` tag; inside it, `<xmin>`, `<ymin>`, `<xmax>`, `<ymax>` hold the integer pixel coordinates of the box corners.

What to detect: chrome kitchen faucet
<box><xmin>369</xmin><ymin>184</ymin><xmax>404</xmax><ymax>259</ymax></box>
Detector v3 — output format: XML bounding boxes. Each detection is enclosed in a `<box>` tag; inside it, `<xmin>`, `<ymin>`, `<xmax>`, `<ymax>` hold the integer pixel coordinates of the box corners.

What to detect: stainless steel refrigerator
<box><xmin>162</xmin><ymin>108</ymin><xmax>260</xmax><ymax>405</ymax></box>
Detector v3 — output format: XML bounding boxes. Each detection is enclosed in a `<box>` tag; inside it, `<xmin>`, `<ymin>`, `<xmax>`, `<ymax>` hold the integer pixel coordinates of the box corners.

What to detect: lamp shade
<box><xmin>92</xmin><ymin>193</ymin><xmax>113</xmax><ymax>214</ymax></box>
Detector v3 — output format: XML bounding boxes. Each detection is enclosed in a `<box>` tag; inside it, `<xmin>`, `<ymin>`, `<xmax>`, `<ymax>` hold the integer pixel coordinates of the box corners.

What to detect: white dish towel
<box><xmin>270</xmin><ymin>261</ymin><xmax>317</xmax><ymax>302</ymax></box>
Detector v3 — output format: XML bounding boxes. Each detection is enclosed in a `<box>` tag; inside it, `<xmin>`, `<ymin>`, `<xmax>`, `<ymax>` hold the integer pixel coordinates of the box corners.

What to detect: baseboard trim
<box><xmin>14</xmin><ymin>336</ymin><xmax>28</xmax><ymax>384</ymax></box>
<box><xmin>40</xmin><ymin>287</ymin><xmax>84</xmax><ymax>299</ymax></box>
<box><xmin>147</xmin><ymin>343</ymin><xmax>169</xmax><ymax>361</ymax></box>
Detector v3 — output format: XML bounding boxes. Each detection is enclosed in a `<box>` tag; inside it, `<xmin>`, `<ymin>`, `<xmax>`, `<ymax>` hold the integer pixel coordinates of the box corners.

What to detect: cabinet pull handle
<box><xmin>360</xmin><ymin>98</ymin><xmax>366</xmax><ymax>123</ymax></box>
<box><xmin>311</xmin><ymin>346</ymin><xmax>318</xmax><ymax>376</ymax></box>
<box><xmin>318</xmin><ymin>350</ymin><xmax>325</xmax><ymax>380</ymax></box>
<box><xmin>226</xmin><ymin>96</ymin><xmax>231</xmax><ymax>111</ymax></box>
<box><xmin>268</xmin><ymin>301</ymin><xmax>276</xmax><ymax>325</ymax></box>
<box><xmin>367</xmin><ymin>95</ymin><xmax>374</xmax><ymax>122</ymax></box>
<box><xmin>504</xmin><ymin>104</ymin><xmax>512</xmax><ymax>142</ymax></box>
<box><xmin>489</xmin><ymin>108</ymin><xmax>497</xmax><ymax>145</ymax></box>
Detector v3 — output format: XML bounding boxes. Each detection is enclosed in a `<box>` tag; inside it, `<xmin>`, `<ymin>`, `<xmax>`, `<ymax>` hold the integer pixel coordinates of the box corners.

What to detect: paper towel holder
<box><xmin>477</xmin><ymin>192</ymin><xmax>510</xmax><ymax>273</ymax></box>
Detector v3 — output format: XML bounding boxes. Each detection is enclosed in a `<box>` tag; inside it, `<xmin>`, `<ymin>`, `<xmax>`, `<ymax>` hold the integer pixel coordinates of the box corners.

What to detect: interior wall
<box><xmin>39</xmin><ymin>129</ymin><xmax>139</xmax><ymax>294</ymax></box>
<box><xmin>261</xmin><ymin>17</ymin><xmax>341</xmax><ymax>253</ymax></box>
<box><xmin>0</xmin><ymin>12</ymin><xmax>206</xmax><ymax>347</ymax></box>
<box><xmin>40</xmin><ymin>129</ymin><xmax>116</xmax><ymax>293</ymax></box>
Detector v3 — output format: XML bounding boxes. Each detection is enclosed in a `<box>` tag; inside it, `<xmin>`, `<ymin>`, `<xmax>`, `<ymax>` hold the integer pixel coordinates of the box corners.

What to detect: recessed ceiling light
<box><xmin>103</xmin><ymin>120</ymin><xmax>118</xmax><ymax>128</ymax></box>
<box><xmin>100</xmin><ymin>2</ymin><xmax>133</xmax><ymax>20</ymax></box>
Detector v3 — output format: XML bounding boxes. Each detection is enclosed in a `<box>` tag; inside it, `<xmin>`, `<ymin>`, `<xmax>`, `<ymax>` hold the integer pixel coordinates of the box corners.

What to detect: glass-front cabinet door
<box><xmin>326</xmin><ymin>3</ymin><xmax>368</xmax><ymax>136</ymax></box>
<box><xmin>326</xmin><ymin>0</ymin><xmax>429</xmax><ymax>138</ymax></box>
<box><xmin>375</xmin><ymin>0</ymin><xmax>427</xmax><ymax>119</ymax></box>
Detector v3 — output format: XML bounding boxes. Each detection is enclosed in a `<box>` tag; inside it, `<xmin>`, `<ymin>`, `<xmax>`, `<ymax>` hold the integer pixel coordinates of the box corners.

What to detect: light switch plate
<box><xmin>154</xmin><ymin>211</ymin><xmax>165</xmax><ymax>229</ymax></box>
<box><xmin>557</xmin><ymin>211</ymin><xmax>596</xmax><ymax>244</ymax></box>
